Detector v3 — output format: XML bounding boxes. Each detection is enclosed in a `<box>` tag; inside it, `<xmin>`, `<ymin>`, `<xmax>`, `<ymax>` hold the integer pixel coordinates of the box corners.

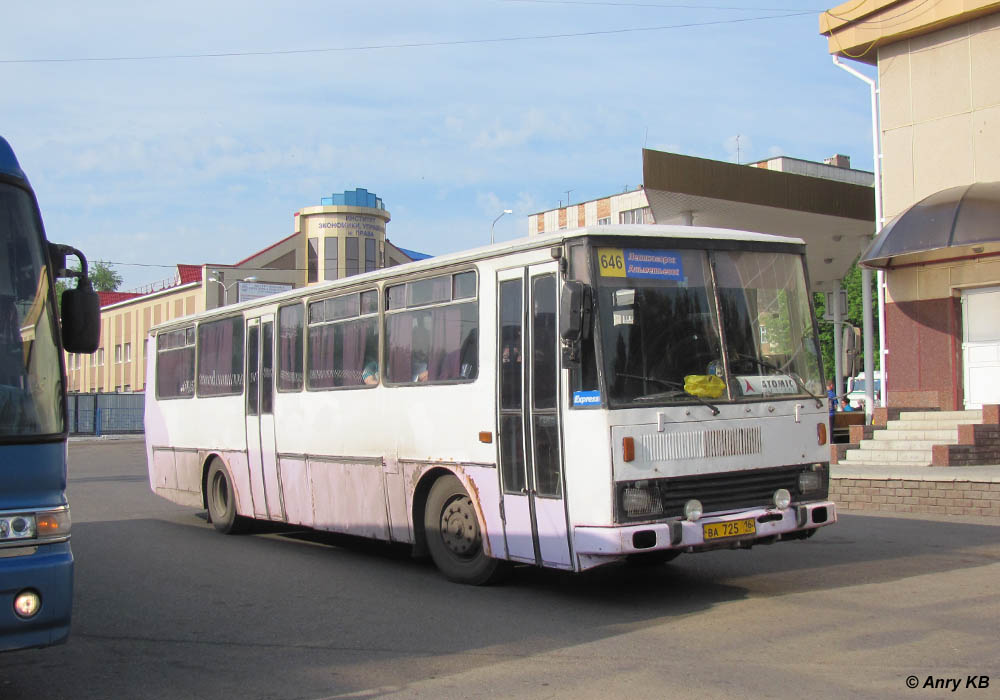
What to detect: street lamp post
<box><xmin>491</xmin><ymin>209</ymin><xmax>513</xmax><ymax>245</ymax></box>
<box><xmin>208</xmin><ymin>274</ymin><xmax>258</xmax><ymax>306</ymax></box>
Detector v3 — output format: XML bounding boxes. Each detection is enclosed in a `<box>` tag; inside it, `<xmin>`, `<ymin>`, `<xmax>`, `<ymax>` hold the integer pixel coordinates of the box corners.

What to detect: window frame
<box><xmin>154</xmin><ymin>325</ymin><xmax>196</xmax><ymax>400</ymax></box>
<box><xmin>305</xmin><ymin>287</ymin><xmax>380</xmax><ymax>392</ymax></box>
<box><xmin>196</xmin><ymin>315</ymin><xmax>245</xmax><ymax>398</ymax></box>
<box><xmin>383</xmin><ymin>268</ymin><xmax>479</xmax><ymax>387</ymax></box>
<box><xmin>276</xmin><ymin>302</ymin><xmax>305</xmax><ymax>393</ymax></box>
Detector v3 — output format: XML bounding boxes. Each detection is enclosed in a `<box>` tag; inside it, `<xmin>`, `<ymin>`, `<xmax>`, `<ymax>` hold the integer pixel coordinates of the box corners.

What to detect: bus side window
<box><xmin>197</xmin><ymin>317</ymin><xmax>244</xmax><ymax>397</ymax></box>
<box><xmin>156</xmin><ymin>327</ymin><xmax>195</xmax><ymax>399</ymax></box>
<box><xmin>385</xmin><ymin>272</ymin><xmax>478</xmax><ymax>385</ymax></box>
<box><xmin>307</xmin><ymin>290</ymin><xmax>379</xmax><ymax>389</ymax></box>
<box><xmin>277</xmin><ymin>304</ymin><xmax>304</xmax><ymax>392</ymax></box>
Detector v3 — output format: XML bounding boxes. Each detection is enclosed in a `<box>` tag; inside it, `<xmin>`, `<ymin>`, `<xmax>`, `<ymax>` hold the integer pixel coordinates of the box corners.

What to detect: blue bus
<box><xmin>0</xmin><ymin>136</ymin><xmax>99</xmax><ymax>651</ymax></box>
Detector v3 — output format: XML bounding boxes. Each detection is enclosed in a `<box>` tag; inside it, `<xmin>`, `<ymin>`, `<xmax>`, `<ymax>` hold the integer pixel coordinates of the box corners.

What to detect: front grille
<box><xmin>615</xmin><ymin>464</ymin><xmax>828</xmax><ymax>523</ymax></box>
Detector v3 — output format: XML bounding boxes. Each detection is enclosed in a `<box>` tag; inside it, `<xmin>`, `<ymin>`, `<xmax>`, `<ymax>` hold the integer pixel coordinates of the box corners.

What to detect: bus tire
<box><xmin>424</xmin><ymin>475</ymin><xmax>505</xmax><ymax>585</ymax></box>
<box><xmin>206</xmin><ymin>460</ymin><xmax>248</xmax><ymax>534</ymax></box>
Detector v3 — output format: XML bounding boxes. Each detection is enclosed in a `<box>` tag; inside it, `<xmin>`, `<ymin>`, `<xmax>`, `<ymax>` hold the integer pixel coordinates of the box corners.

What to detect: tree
<box><xmin>813</xmin><ymin>259</ymin><xmax>880</xmax><ymax>381</ymax></box>
<box><xmin>88</xmin><ymin>261</ymin><xmax>123</xmax><ymax>292</ymax></box>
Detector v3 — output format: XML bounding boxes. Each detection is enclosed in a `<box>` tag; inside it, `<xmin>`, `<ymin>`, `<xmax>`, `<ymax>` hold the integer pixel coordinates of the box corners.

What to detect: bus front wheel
<box><xmin>206</xmin><ymin>460</ymin><xmax>248</xmax><ymax>534</ymax></box>
<box><xmin>424</xmin><ymin>475</ymin><xmax>505</xmax><ymax>585</ymax></box>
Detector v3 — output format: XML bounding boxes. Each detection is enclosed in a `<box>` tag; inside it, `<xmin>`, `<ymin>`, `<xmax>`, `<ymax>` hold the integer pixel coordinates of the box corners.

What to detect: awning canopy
<box><xmin>860</xmin><ymin>181</ymin><xmax>1000</xmax><ymax>269</ymax></box>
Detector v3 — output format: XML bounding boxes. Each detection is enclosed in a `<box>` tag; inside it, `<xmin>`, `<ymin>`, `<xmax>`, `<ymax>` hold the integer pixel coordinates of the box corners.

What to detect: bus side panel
<box><xmin>462</xmin><ymin>464</ymin><xmax>505</xmax><ymax>560</ymax></box>
<box><xmin>278</xmin><ymin>456</ymin><xmax>313</xmax><ymax>528</ymax></box>
<box><xmin>383</xmin><ymin>458</ymin><xmax>410</xmax><ymax>544</ymax></box>
<box><xmin>308</xmin><ymin>457</ymin><xmax>389</xmax><ymax>540</ymax></box>
<box><xmin>560</xmin><ymin>408</ymin><xmax>615</xmax><ymax>529</ymax></box>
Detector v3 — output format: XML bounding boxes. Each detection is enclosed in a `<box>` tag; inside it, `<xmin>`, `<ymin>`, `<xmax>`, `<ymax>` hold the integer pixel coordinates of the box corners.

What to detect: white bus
<box><xmin>145</xmin><ymin>225</ymin><xmax>836</xmax><ymax>584</ymax></box>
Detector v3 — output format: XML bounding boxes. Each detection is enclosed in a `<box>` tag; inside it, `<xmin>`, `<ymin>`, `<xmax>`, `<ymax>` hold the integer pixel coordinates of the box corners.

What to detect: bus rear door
<box><xmin>245</xmin><ymin>314</ymin><xmax>284</xmax><ymax>520</ymax></box>
<box><xmin>496</xmin><ymin>263</ymin><xmax>572</xmax><ymax>568</ymax></box>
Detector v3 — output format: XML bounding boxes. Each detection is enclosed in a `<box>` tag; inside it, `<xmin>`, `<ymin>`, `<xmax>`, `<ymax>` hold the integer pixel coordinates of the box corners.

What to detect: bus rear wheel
<box><xmin>206</xmin><ymin>460</ymin><xmax>248</xmax><ymax>534</ymax></box>
<box><xmin>424</xmin><ymin>475</ymin><xmax>505</xmax><ymax>585</ymax></box>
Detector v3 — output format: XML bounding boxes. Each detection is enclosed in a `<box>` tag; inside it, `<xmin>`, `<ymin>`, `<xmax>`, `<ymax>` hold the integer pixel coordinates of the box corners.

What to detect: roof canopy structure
<box><xmin>641</xmin><ymin>150</ymin><xmax>876</xmax><ymax>291</ymax></box>
<box><xmin>860</xmin><ymin>181</ymin><xmax>1000</xmax><ymax>269</ymax></box>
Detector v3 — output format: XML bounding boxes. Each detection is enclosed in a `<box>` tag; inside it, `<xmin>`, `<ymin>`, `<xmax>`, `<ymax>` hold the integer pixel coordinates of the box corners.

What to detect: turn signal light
<box><xmin>623</xmin><ymin>437</ymin><xmax>635</xmax><ymax>462</ymax></box>
<box><xmin>817</xmin><ymin>422</ymin><xmax>827</xmax><ymax>445</ymax></box>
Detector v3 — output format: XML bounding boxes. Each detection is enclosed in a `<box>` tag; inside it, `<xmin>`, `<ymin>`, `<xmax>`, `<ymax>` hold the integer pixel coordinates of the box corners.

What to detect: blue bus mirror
<box><xmin>61</xmin><ymin>282</ymin><xmax>100</xmax><ymax>353</ymax></box>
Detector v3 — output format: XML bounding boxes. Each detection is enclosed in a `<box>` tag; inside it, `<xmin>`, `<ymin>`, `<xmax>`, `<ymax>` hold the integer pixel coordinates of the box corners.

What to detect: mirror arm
<box><xmin>49</xmin><ymin>243</ymin><xmax>94</xmax><ymax>290</ymax></box>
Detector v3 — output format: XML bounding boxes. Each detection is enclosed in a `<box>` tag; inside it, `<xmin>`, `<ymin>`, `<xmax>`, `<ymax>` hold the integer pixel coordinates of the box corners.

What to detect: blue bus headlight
<box><xmin>0</xmin><ymin>509</ymin><xmax>70</xmax><ymax>542</ymax></box>
<box><xmin>14</xmin><ymin>590</ymin><xmax>42</xmax><ymax>619</ymax></box>
<box><xmin>0</xmin><ymin>514</ymin><xmax>36</xmax><ymax>541</ymax></box>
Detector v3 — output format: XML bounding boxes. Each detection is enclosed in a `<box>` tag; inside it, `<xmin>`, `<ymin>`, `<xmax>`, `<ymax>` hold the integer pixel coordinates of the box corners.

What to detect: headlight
<box><xmin>684</xmin><ymin>499</ymin><xmax>703</xmax><ymax>522</ymax></box>
<box><xmin>798</xmin><ymin>471</ymin><xmax>822</xmax><ymax>493</ymax></box>
<box><xmin>773</xmin><ymin>488</ymin><xmax>791</xmax><ymax>510</ymax></box>
<box><xmin>14</xmin><ymin>590</ymin><xmax>41</xmax><ymax>619</ymax></box>
<box><xmin>622</xmin><ymin>485</ymin><xmax>663</xmax><ymax>519</ymax></box>
<box><xmin>0</xmin><ymin>508</ymin><xmax>71</xmax><ymax>543</ymax></box>
<box><xmin>0</xmin><ymin>514</ymin><xmax>36</xmax><ymax>541</ymax></box>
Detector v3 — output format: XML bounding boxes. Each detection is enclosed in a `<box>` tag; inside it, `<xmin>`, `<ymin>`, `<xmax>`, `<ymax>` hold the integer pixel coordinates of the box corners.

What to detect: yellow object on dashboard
<box><xmin>684</xmin><ymin>374</ymin><xmax>725</xmax><ymax>399</ymax></box>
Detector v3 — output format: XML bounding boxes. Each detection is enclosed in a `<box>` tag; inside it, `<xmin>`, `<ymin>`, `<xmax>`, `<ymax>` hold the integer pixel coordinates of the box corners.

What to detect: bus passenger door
<box><xmin>246</xmin><ymin>315</ymin><xmax>284</xmax><ymax>521</ymax></box>
<box><xmin>496</xmin><ymin>264</ymin><xmax>572</xmax><ymax>568</ymax></box>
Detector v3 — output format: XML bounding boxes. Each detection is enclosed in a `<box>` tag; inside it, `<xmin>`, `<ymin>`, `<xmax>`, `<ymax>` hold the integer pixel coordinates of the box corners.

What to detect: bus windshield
<box><xmin>0</xmin><ymin>182</ymin><xmax>63</xmax><ymax>438</ymax></box>
<box><xmin>593</xmin><ymin>244</ymin><xmax>822</xmax><ymax>408</ymax></box>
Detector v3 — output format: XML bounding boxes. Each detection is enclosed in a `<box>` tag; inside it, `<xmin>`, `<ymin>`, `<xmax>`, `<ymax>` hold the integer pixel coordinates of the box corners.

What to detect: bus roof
<box><xmin>150</xmin><ymin>224</ymin><xmax>807</xmax><ymax>333</ymax></box>
<box><xmin>0</xmin><ymin>136</ymin><xmax>28</xmax><ymax>182</ymax></box>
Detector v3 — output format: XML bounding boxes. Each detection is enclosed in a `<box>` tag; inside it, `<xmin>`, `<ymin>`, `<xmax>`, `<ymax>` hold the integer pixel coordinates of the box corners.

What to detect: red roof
<box><xmin>98</xmin><ymin>291</ymin><xmax>143</xmax><ymax>308</ymax></box>
<box><xmin>177</xmin><ymin>264</ymin><xmax>202</xmax><ymax>285</ymax></box>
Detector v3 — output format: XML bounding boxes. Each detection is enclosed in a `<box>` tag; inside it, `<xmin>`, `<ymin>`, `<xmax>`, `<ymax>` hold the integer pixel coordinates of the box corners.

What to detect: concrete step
<box><xmin>843</xmin><ymin>448</ymin><xmax>933</xmax><ymax>465</ymax></box>
<box><xmin>860</xmin><ymin>439</ymin><xmax>954</xmax><ymax>450</ymax></box>
<box><xmin>885</xmin><ymin>418</ymin><xmax>980</xmax><ymax>431</ymax></box>
<box><xmin>895</xmin><ymin>410</ymin><xmax>982</xmax><ymax>422</ymax></box>
<box><xmin>872</xmin><ymin>429</ymin><xmax>960</xmax><ymax>442</ymax></box>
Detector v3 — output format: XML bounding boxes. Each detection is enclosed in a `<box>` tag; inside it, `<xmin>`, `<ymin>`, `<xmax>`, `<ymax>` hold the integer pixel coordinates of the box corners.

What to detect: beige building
<box><xmin>66</xmin><ymin>188</ymin><xmax>420</xmax><ymax>394</ymax></box>
<box><xmin>822</xmin><ymin>0</ymin><xmax>1000</xmax><ymax>410</ymax></box>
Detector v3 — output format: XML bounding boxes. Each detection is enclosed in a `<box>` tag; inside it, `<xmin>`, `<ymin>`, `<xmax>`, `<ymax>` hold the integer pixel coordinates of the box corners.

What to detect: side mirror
<box><xmin>841</xmin><ymin>324</ymin><xmax>860</xmax><ymax>377</ymax></box>
<box><xmin>61</xmin><ymin>282</ymin><xmax>100</xmax><ymax>353</ymax></box>
<box><xmin>560</xmin><ymin>280</ymin><xmax>591</xmax><ymax>367</ymax></box>
<box><xmin>49</xmin><ymin>242</ymin><xmax>101</xmax><ymax>354</ymax></box>
<box><xmin>559</xmin><ymin>280</ymin><xmax>591</xmax><ymax>342</ymax></box>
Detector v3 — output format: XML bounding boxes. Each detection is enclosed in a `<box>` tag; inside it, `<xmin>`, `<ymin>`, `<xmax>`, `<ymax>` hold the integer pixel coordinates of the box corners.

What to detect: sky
<box><xmin>2</xmin><ymin>0</ymin><xmax>875</xmax><ymax>292</ymax></box>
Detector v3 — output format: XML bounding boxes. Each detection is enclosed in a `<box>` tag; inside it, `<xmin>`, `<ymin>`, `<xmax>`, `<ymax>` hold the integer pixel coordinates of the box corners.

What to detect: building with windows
<box><xmin>822</xmin><ymin>0</ymin><xmax>1000</xmax><ymax>410</ymax></box>
<box><xmin>65</xmin><ymin>188</ymin><xmax>422</xmax><ymax>394</ymax></box>
<box><xmin>529</xmin><ymin>149</ymin><xmax>876</xmax><ymax>297</ymax></box>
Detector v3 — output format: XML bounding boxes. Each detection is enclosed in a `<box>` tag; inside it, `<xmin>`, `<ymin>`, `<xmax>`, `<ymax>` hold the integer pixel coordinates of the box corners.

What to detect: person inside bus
<box><xmin>362</xmin><ymin>359</ymin><xmax>378</xmax><ymax>385</ymax></box>
<box><xmin>411</xmin><ymin>314</ymin><xmax>431</xmax><ymax>382</ymax></box>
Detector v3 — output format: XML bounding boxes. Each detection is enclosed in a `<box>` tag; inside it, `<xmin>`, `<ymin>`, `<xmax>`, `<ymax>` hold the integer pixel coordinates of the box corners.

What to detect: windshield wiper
<box><xmin>617</xmin><ymin>373</ymin><xmax>721</xmax><ymax>416</ymax></box>
<box><xmin>732</xmin><ymin>354</ymin><xmax>823</xmax><ymax>408</ymax></box>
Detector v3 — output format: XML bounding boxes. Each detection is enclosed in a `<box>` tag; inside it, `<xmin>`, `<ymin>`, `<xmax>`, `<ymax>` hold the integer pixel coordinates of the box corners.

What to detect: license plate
<box><xmin>703</xmin><ymin>518</ymin><xmax>757</xmax><ymax>541</ymax></box>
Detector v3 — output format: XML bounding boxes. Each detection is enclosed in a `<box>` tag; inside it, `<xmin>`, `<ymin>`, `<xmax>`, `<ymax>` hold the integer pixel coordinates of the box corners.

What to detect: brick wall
<box><xmin>830</xmin><ymin>478</ymin><xmax>1000</xmax><ymax>517</ymax></box>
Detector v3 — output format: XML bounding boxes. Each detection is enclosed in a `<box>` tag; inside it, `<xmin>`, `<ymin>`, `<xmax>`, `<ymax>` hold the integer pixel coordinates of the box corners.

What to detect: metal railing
<box><xmin>67</xmin><ymin>392</ymin><xmax>144</xmax><ymax>436</ymax></box>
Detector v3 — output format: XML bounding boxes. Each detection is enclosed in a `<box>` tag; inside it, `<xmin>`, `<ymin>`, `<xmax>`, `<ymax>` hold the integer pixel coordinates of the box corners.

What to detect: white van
<box><xmin>846</xmin><ymin>371</ymin><xmax>881</xmax><ymax>409</ymax></box>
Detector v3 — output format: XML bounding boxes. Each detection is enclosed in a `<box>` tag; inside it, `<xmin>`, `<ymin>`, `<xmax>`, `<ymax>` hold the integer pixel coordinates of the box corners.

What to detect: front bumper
<box><xmin>0</xmin><ymin>540</ymin><xmax>73</xmax><ymax>652</ymax></box>
<box><xmin>574</xmin><ymin>500</ymin><xmax>836</xmax><ymax>567</ymax></box>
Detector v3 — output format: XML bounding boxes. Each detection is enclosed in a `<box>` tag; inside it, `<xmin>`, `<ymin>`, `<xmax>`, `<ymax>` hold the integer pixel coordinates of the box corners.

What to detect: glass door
<box><xmin>246</xmin><ymin>314</ymin><xmax>284</xmax><ymax>520</ymax></box>
<box><xmin>496</xmin><ymin>263</ymin><xmax>571</xmax><ymax>568</ymax></box>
